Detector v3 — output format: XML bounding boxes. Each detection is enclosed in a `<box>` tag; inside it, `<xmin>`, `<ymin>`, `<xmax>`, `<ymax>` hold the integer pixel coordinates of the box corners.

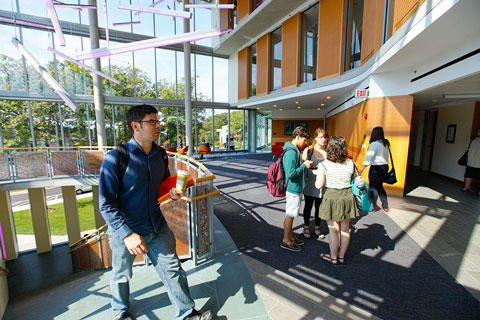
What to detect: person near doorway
<box><xmin>463</xmin><ymin>128</ymin><xmax>480</xmax><ymax>196</ymax></box>
<box><xmin>301</xmin><ymin>128</ymin><xmax>328</xmax><ymax>239</ymax></box>
<box><xmin>99</xmin><ymin>105</ymin><xmax>213</xmax><ymax>320</ymax></box>
<box><xmin>281</xmin><ymin>126</ymin><xmax>313</xmax><ymax>252</ymax></box>
<box><xmin>359</xmin><ymin>126</ymin><xmax>391</xmax><ymax>212</ymax></box>
<box><xmin>315</xmin><ymin>136</ymin><xmax>358</xmax><ymax>264</ymax></box>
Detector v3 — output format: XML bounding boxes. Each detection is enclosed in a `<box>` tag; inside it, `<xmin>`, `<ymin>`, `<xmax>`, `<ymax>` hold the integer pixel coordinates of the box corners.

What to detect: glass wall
<box><xmin>301</xmin><ymin>3</ymin><xmax>319</xmax><ymax>83</ymax></box>
<box><xmin>271</xmin><ymin>27</ymin><xmax>282</xmax><ymax>91</ymax></box>
<box><xmin>256</xmin><ymin>112</ymin><xmax>271</xmax><ymax>151</ymax></box>
<box><xmin>249</xmin><ymin>43</ymin><xmax>257</xmax><ymax>97</ymax></box>
<box><xmin>383</xmin><ymin>0</ymin><xmax>395</xmax><ymax>44</ymax></box>
<box><xmin>0</xmin><ymin>1</ymin><xmax>240</xmax><ymax>151</ymax></box>
<box><xmin>344</xmin><ymin>0</ymin><xmax>364</xmax><ymax>71</ymax></box>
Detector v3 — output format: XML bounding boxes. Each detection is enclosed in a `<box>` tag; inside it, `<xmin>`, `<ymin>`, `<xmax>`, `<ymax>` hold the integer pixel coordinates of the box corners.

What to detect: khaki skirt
<box><xmin>318</xmin><ymin>188</ymin><xmax>358</xmax><ymax>222</ymax></box>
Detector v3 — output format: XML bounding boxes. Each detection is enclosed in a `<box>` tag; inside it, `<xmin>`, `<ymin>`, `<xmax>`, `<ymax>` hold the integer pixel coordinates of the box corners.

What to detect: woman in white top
<box><xmin>359</xmin><ymin>127</ymin><xmax>390</xmax><ymax>212</ymax></box>
<box><xmin>463</xmin><ymin>128</ymin><xmax>480</xmax><ymax>194</ymax></box>
<box><xmin>301</xmin><ymin>128</ymin><xmax>328</xmax><ymax>239</ymax></box>
<box><xmin>315</xmin><ymin>136</ymin><xmax>358</xmax><ymax>264</ymax></box>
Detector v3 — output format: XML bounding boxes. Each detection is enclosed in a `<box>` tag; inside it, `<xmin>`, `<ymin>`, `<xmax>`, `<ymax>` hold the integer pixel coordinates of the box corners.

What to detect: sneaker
<box><xmin>280</xmin><ymin>241</ymin><xmax>302</xmax><ymax>252</ymax></box>
<box><xmin>115</xmin><ymin>311</ymin><xmax>134</xmax><ymax>320</ymax></box>
<box><xmin>186</xmin><ymin>309</ymin><xmax>214</xmax><ymax>320</ymax></box>
<box><xmin>293</xmin><ymin>237</ymin><xmax>305</xmax><ymax>246</ymax></box>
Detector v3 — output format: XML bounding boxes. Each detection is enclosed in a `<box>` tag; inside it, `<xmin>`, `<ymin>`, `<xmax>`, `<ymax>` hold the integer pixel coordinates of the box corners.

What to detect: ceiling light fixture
<box><xmin>185</xmin><ymin>4</ymin><xmax>235</xmax><ymax>9</ymax></box>
<box><xmin>443</xmin><ymin>93</ymin><xmax>480</xmax><ymax>99</ymax></box>
<box><xmin>279</xmin><ymin>108</ymin><xmax>283</xmax><ymax>111</ymax></box>
<box><xmin>13</xmin><ymin>37</ymin><xmax>79</xmax><ymax>112</ymax></box>
<box><xmin>295</xmin><ymin>101</ymin><xmax>300</xmax><ymax>104</ymax></box>
<box><xmin>45</xmin><ymin>0</ymin><xmax>66</xmax><ymax>46</ymax></box>
<box><xmin>117</xmin><ymin>4</ymin><xmax>192</xmax><ymax>19</ymax></box>
<box><xmin>48</xmin><ymin>47</ymin><xmax>120</xmax><ymax>84</ymax></box>
<box><xmin>273</xmin><ymin>104</ymin><xmax>277</xmax><ymax>107</ymax></box>
<box><xmin>76</xmin><ymin>29</ymin><xmax>227</xmax><ymax>60</ymax></box>
<box><xmin>326</xmin><ymin>96</ymin><xmax>331</xmax><ymax>99</ymax></box>
<box><xmin>297</xmin><ymin>106</ymin><xmax>301</xmax><ymax>109</ymax></box>
<box><xmin>317</xmin><ymin>108</ymin><xmax>321</xmax><ymax>110</ymax></box>
<box><xmin>321</xmin><ymin>103</ymin><xmax>325</xmax><ymax>106</ymax></box>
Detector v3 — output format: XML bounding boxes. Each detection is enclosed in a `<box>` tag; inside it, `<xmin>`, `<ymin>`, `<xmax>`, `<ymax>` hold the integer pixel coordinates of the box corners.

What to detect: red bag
<box><xmin>266</xmin><ymin>147</ymin><xmax>299</xmax><ymax>197</ymax></box>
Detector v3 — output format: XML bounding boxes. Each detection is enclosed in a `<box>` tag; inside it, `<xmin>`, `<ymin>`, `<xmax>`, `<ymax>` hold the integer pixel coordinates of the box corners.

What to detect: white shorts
<box><xmin>285</xmin><ymin>192</ymin><xmax>302</xmax><ymax>218</ymax></box>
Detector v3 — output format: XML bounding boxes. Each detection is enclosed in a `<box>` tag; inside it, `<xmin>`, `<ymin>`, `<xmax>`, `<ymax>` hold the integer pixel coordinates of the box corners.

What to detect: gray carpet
<box><xmin>205</xmin><ymin>153</ymin><xmax>480</xmax><ymax>320</ymax></box>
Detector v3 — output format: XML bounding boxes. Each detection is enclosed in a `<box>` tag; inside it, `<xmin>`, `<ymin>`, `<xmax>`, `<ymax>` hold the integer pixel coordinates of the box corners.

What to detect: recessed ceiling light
<box><xmin>273</xmin><ymin>104</ymin><xmax>277</xmax><ymax>107</ymax></box>
<box><xmin>297</xmin><ymin>106</ymin><xmax>301</xmax><ymax>109</ymax></box>
<box><xmin>256</xmin><ymin>107</ymin><xmax>260</xmax><ymax>109</ymax></box>
<box><xmin>321</xmin><ymin>103</ymin><xmax>325</xmax><ymax>106</ymax></box>
<box><xmin>317</xmin><ymin>107</ymin><xmax>321</xmax><ymax>110</ymax></box>
<box><xmin>279</xmin><ymin>108</ymin><xmax>283</xmax><ymax>111</ymax></box>
<box><xmin>432</xmin><ymin>99</ymin><xmax>438</xmax><ymax>103</ymax></box>
<box><xmin>326</xmin><ymin>96</ymin><xmax>331</xmax><ymax>99</ymax></box>
<box><xmin>295</xmin><ymin>101</ymin><xmax>300</xmax><ymax>104</ymax></box>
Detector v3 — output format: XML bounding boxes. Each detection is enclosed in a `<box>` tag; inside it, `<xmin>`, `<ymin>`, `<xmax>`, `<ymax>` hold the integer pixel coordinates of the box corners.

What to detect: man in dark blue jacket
<box><xmin>100</xmin><ymin>105</ymin><xmax>212</xmax><ymax>320</ymax></box>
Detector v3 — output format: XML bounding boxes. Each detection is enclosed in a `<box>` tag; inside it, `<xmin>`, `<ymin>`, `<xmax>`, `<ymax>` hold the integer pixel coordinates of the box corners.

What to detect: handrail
<box><xmin>167</xmin><ymin>151</ymin><xmax>213</xmax><ymax>176</ymax></box>
<box><xmin>69</xmin><ymin>224</ymin><xmax>108</xmax><ymax>249</ymax></box>
<box><xmin>0</xmin><ymin>146</ymin><xmax>115</xmax><ymax>151</ymax></box>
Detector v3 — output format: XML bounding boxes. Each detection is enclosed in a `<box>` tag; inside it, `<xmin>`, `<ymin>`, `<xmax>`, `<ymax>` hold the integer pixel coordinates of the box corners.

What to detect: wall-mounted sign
<box><xmin>355</xmin><ymin>89</ymin><xmax>369</xmax><ymax>98</ymax></box>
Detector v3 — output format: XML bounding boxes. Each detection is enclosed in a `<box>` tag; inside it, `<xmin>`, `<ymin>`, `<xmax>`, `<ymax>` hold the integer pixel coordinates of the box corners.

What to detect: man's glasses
<box><xmin>136</xmin><ymin>120</ymin><xmax>161</xmax><ymax>125</ymax></box>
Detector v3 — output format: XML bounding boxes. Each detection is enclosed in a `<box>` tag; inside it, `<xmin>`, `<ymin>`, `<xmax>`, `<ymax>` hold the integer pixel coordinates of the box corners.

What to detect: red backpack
<box><xmin>266</xmin><ymin>147</ymin><xmax>301</xmax><ymax>197</ymax></box>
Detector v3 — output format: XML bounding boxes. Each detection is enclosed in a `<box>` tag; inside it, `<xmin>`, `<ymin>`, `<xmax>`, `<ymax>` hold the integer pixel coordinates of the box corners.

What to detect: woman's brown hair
<box><xmin>326</xmin><ymin>136</ymin><xmax>348</xmax><ymax>163</ymax></box>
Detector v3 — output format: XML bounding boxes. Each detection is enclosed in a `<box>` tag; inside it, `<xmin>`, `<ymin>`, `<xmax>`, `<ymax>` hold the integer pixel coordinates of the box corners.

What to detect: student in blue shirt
<box><xmin>100</xmin><ymin>105</ymin><xmax>213</xmax><ymax>320</ymax></box>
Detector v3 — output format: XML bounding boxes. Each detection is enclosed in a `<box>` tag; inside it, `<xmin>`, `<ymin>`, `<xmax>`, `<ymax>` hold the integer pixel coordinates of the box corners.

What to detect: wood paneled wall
<box><xmin>281</xmin><ymin>13</ymin><xmax>302</xmax><ymax>90</ymax></box>
<box><xmin>393</xmin><ymin>0</ymin><xmax>426</xmax><ymax>33</ymax></box>
<box><xmin>317</xmin><ymin>0</ymin><xmax>347</xmax><ymax>80</ymax></box>
<box><xmin>256</xmin><ymin>33</ymin><xmax>271</xmax><ymax>96</ymax></box>
<box><xmin>237</xmin><ymin>0</ymin><xmax>252</xmax><ymax>24</ymax></box>
<box><xmin>219</xmin><ymin>0</ymin><xmax>230</xmax><ymax>32</ymax></box>
<box><xmin>326</xmin><ymin>96</ymin><xmax>414</xmax><ymax>196</ymax></box>
<box><xmin>272</xmin><ymin>119</ymin><xmax>324</xmax><ymax>146</ymax></box>
<box><xmin>361</xmin><ymin>0</ymin><xmax>385</xmax><ymax>65</ymax></box>
<box><xmin>238</xmin><ymin>47</ymin><xmax>249</xmax><ymax>101</ymax></box>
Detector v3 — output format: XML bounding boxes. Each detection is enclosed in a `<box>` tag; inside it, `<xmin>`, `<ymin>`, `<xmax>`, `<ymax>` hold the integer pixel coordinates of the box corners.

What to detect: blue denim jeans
<box><xmin>108</xmin><ymin>224</ymin><xmax>195</xmax><ymax>320</ymax></box>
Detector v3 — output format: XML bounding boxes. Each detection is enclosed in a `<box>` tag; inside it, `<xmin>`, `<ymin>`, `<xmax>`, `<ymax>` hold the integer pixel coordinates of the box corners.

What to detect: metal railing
<box><xmin>0</xmin><ymin>147</ymin><xmax>113</xmax><ymax>183</ymax></box>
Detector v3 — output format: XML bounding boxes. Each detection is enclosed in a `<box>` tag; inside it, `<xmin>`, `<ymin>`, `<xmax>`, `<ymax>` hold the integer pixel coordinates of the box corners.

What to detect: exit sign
<box><xmin>355</xmin><ymin>89</ymin><xmax>368</xmax><ymax>98</ymax></box>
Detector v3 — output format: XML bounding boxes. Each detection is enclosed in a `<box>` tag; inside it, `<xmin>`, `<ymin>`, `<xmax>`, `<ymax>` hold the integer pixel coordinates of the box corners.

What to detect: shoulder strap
<box><xmin>467</xmin><ymin>140</ymin><xmax>473</xmax><ymax>150</ymax></box>
<box><xmin>388</xmin><ymin>146</ymin><xmax>394</xmax><ymax>170</ymax></box>
<box><xmin>159</xmin><ymin>146</ymin><xmax>170</xmax><ymax>181</ymax></box>
<box><xmin>116</xmin><ymin>144</ymin><xmax>129</xmax><ymax>184</ymax></box>
<box><xmin>283</xmin><ymin>147</ymin><xmax>301</xmax><ymax>168</ymax></box>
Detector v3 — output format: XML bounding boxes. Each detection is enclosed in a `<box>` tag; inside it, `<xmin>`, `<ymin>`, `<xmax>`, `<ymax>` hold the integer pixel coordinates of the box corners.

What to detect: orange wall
<box><xmin>393</xmin><ymin>0</ymin><xmax>426</xmax><ymax>33</ymax></box>
<box><xmin>256</xmin><ymin>33</ymin><xmax>271</xmax><ymax>96</ymax></box>
<box><xmin>317</xmin><ymin>0</ymin><xmax>347</xmax><ymax>80</ymax></box>
<box><xmin>272</xmin><ymin>119</ymin><xmax>324</xmax><ymax>146</ymax></box>
<box><xmin>219</xmin><ymin>0</ymin><xmax>230</xmax><ymax>32</ymax></box>
<box><xmin>237</xmin><ymin>0</ymin><xmax>252</xmax><ymax>24</ymax></box>
<box><xmin>238</xmin><ymin>47</ymin><xmax>249</xmax><ymax>101</ymax></box>
<box><xmin>326</xmin><ymin>96</ymin><xmax>414</xmax><ymax>196</ymax></box>
<box><xmin>361</xmin><ymin>0</ymin><xmax>385</xmax><ymax>65</ymax></box>
<box><xmin>281</xmin><ymin>13</ymin><xmax>302</xmax><ymax>90</ymax></box>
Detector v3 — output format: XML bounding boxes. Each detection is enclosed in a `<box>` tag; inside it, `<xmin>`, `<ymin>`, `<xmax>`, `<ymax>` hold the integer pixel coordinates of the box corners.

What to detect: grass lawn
<box><xmin>14</xmin><ymin>196</ymin><xmax>97</xmax><ymax>236</ymax></box>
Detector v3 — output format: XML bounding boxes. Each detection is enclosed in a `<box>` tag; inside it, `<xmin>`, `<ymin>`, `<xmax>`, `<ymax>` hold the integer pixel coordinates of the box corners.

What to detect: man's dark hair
<box><xmin>126</xmin><ymin>104</ymin><xmax>158</xmax><ymax>134</ymax></box>
<box><xmin>326</xmin><ymin>136</ymin><xmax>348</xmax><ymax>163</ymax></box>
<box><xmin>292</xmin><ymin>126</ymin><xmax>310</xmax><ymax>139</ymax></box>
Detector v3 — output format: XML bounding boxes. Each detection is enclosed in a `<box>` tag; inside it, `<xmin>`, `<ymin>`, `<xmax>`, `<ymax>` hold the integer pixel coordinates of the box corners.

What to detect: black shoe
<box><xmin>186</xmin><ymin>309</ymin><xmax>214</xmax><ymax>320</ymax></box>
<box><xmin>293</xmin><ymin>237</ymin><xmax>304</xmax><ymax>246</ymax></box>
<box><xmin>280</xmin><ymin>241</ymin><xmax>302</xmax><ymax>252</ymax></box>
<box><xmin>115</xmin><ymin>311</ymin><xmax>134</xmax><ymax>320</ymax></box>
